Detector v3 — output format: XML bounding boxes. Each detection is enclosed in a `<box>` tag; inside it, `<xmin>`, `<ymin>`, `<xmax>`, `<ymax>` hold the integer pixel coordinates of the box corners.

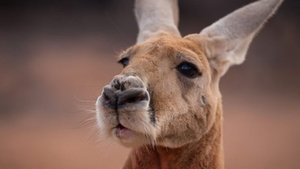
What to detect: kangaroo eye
<box><xmin>176</xmin><ymin>61</ymin><xmax>201</xmax><ymax>78</ymax></box>
<box><xmin>118</xmin><ymin>57</ymin><xmax>129</xmax><ymax>67</ymax></box>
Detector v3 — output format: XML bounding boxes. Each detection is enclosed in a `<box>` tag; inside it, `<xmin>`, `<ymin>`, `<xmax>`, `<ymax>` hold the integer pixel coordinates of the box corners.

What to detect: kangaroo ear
<box><xmin>197</xmin><ymin>0</ymin><xmax>284</xmax><ymax>76</ymax></box>
<box><xmin>134</xmin><ymin>0</ymin><xmax>181</xmax><ymax>44</ymax></box>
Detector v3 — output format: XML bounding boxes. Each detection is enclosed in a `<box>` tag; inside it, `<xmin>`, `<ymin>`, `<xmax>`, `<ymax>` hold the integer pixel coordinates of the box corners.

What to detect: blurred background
<box><xmin>0</xmin><ymin>0</ymin><xmax>299</xmax><ymax>169</ymax></box>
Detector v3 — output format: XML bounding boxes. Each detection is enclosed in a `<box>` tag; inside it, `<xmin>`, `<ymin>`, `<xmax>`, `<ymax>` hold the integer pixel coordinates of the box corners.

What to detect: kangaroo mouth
<box><xmin>116</xmin><ymin>123</ymin><xmax>126</xmax><ymax>130</ymax></box>
<box><xmin>113</xmin><ymin>123</ymin><xmax>136</xmax><ymax>140</ymax></box>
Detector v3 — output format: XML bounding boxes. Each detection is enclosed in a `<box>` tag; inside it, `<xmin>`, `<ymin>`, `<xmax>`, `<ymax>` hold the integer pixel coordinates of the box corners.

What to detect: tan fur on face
<box><xmin>117</xmin><ymin>33</ymin><xmax>220</xmax><ymax>148</ymax></box>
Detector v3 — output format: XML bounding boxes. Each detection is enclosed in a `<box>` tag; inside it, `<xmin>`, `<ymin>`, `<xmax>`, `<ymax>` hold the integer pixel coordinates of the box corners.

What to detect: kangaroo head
<box><xmin>96</xmin><ymin>0</ymin><xmax>283</xmax><ymax>148</ymax></box>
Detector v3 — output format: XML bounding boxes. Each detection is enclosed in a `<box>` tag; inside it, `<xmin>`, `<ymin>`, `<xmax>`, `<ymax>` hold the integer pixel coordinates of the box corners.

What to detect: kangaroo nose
<box><xmin>117</xmin><ymin>88</ymin><xmax>148</xmax><ymax>106</ymax></box>
<box><xmin>101</xmin><ymin>75</ymin><xmax>149</xmax><ymax>109</ymax></box>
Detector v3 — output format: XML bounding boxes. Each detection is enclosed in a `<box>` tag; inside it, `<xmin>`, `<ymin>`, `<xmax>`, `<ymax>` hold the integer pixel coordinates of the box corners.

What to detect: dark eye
<box><xmin>176</xmin><ymin>61</ymin><xmax>201</xmax><ymax>78</ymax></box>
<box><xmin>118</xmin><ymin>57</ymin><xmax>129</xmax><ymax>67</ymax></box>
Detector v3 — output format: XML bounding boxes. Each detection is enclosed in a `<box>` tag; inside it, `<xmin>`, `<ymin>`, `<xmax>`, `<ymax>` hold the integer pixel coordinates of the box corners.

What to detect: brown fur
<box><xmin>97</xmin><ymin>33</ymin><xmax>224</xmax><ymax>169</ymax></box>
<box><xmin>122</xmin><ymin>34</ymin><xmax>220</xmax><ymax>146</ymax></box>
<box><xmin>123</xmin><ymin>101</ymin><xmax>224</xmax><ymax>169</ymax></box>
<box><xmin>122</xmin><ymin>35</ymin><xmax>224</xmax><ymax>169</ymax></box>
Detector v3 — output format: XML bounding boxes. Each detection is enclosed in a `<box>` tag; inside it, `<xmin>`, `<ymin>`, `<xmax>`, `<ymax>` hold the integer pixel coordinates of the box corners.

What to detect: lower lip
<box><xmin>114</xmin><ymin>125</ymin><xmax>135</xmax><ymax>139</ymax></box>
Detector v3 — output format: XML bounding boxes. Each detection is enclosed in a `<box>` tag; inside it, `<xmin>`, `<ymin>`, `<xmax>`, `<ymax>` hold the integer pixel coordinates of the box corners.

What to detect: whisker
<box><xmin>79</xmin><ymin>117</ymin><xmax>96</xmax><ymax>127</ymax></box>
<box><xmin>72</xmin><ymin>95</ymin><xmax>97</xmax><ymax>103</ymax></box>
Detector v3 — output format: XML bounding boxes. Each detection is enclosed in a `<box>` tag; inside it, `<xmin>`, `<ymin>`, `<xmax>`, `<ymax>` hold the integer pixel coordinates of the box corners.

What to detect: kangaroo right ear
<box><xmin>187</xmin><ymin>0</ymin><xmax>284</xmax><ymax>77</ymax></box>
<box><xmin>134</xmin><ymin>0</ymin><xmax>181</xmax><ymax>44</ymax></box>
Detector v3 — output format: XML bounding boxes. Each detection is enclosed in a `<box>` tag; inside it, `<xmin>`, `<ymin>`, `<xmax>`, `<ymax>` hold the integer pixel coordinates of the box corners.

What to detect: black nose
<box><xmin>118</xmin><ymin>88</ymin><xmax>148</xmax><ymax>105</ymax></box>
<box><xmin>102</xmin><ymin>87</ymin><xmax>148</xmax><ymax>109</ymax></box>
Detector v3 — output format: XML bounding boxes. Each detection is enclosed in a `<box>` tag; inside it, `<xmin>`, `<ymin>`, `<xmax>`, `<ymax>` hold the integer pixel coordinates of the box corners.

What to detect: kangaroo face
<box><xmin>96</xmin><ymin>34</ymin><xmax>219</xmax><ymax>147</ymax></box>
<box><xmin>95</xmin><ymin>0</ymin><xmax>283</xmax><ymax>148</ymax></box>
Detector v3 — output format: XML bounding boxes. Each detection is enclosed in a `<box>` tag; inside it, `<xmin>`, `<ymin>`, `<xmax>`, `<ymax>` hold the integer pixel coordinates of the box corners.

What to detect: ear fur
<box><xmin>197</xmin><ymin>0</ymin><xmax>284</xmax><ymax>76</ymax></box>
<box><xmin>134</xmin><ymin>0</ymin><xmax>180</xmax><ymax>43</ymax></box>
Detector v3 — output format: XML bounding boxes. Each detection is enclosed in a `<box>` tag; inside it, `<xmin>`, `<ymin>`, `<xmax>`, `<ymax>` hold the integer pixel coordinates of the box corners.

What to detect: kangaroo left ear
<box><xmin>188</xmin><ymin>0</ymin><xmax>284</xmax><ymax>77</ymax></box>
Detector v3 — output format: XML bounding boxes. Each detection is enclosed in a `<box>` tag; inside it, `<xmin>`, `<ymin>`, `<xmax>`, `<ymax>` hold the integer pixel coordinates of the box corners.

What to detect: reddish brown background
<box><xmin>0</xmin><ymin>0</ymin><xmax>299</xmax><ymax>169</ymax></box>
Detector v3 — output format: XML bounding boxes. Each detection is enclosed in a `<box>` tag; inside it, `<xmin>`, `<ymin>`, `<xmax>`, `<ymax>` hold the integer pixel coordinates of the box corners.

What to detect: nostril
<box><xmin>103</xmin><ymin>93</ymin><xmax>109</xmax><ymax>101</ymax></box>
<box><xmin>102</xmin><ymin>87</ymin><xmax>117</xmax><ymax>107</ymax></box>
<box><xmin>117</xmin><ymin>88</ymin><xmax>148</xmax><ymax>106</ymax></box>
<box><xmin>120</xmin><ymin>83</ymin><xmax>126</xmax><ymax>91</ymax></box>
<box><xmin>112</xmin><ymin>79</ymin><xmax>121</xmax><ymax>90</ymax></box>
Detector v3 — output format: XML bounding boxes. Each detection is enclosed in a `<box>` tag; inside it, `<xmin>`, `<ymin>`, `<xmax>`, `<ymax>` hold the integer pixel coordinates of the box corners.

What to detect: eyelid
<box><xmin>117</xmin><ymin>48</ymin><xmax>133</xmax><ymax>61</ymax></box>
<box><xmin>118</xmin><ymin>52</ymin><xmax>130</xmax><ymax>60</ymax></box>
<box><xmin>118</xmin><ymin>57</ymin><xmax>128</xmax><ymax>63</ymax></box>
<box><xmin>176</xmin><ymin>53</ymin><xmax>201</xmax><ymax>69</ymax></box>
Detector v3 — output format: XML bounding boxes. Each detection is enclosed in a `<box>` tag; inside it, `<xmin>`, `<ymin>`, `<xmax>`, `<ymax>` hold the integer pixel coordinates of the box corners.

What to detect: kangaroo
<box><xmin>96</xmin><ymin>0</ymin><xmax>283</xmax><ymax>168</ymax></box>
